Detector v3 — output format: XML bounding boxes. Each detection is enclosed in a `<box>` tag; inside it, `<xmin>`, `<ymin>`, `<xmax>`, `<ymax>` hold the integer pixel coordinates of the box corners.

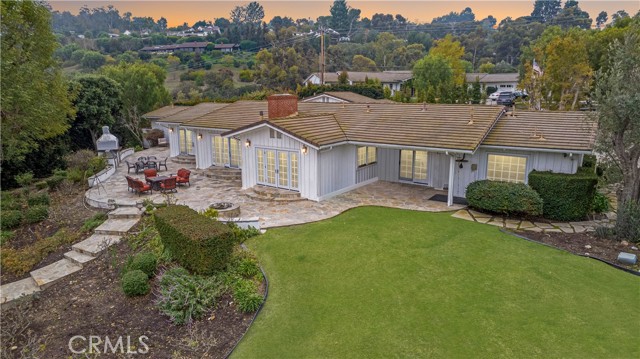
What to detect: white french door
<box><xmin>179</xmin><ymin>129</ymin><xmax>195</xmax><ymax>155</ymax></box>
<box><xmin>256</xmin><ymin>148</ymin><xmax>299</xmax><ymax>190</ymax></box>
<box><xmin>399</xmin><ymin>150</ymin><xmax>428</xmax><ymax>184</ymax></box>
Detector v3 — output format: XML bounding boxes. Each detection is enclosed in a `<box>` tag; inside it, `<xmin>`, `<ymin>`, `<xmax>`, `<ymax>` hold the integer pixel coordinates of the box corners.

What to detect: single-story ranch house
<box><xmin>303</xmin><ymin>71</ymin><xmax>414</xmax><ymax>96</ymax></box>
<box><xmin>465</xmin><ymin>73</ymin><xmax>520</xmax><ymax>93</ymax></box>
<box><xmin>144</xmin><ymin>95</ymin><xmax>595</xmax><ymax>205</ymax></box>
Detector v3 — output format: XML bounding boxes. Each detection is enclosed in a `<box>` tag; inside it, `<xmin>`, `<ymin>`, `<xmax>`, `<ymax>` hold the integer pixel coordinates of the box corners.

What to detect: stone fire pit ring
<box><xmin>209</xmin><ymin>202</ymin><xmax>241</xmax><ymax>218</ymax></box>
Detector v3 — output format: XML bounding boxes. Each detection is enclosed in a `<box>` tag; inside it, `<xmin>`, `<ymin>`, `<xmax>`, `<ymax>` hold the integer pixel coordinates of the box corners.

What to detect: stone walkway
<box><xmin>0</xmin><ymin>207</ymin><xmax>143</xmax><ymax>307</ymax></box>
<box><xmin>86</xmin><ymin>148</ymin><xmax>464</xmax><ymax>228</ymax></box>
<box><xmin>451</xmin><ymin>208</ymin><xmax>616</xmax><ymax>233</ymax></box>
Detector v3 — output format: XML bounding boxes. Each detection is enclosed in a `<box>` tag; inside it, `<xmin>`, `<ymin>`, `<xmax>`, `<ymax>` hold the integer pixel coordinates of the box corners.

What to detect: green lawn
<box><xmin>235</xmin><ymin>207</ymin><xmax>639</xmax><ymax>358</ymax></box>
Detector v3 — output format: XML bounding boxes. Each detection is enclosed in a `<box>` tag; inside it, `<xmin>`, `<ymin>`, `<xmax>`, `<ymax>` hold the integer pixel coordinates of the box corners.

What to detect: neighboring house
<box><xmin>145</xmin><ymin>96</ymin><xmax>595</xmax><ymax>206</ymax></box>
<box><xmin>167</xmin><ymin>26</ymin><xmax>221</xmax><ymax>37</ymax></box>
<box><xmin>123</xmin><ymin>30</ymin><xmax>132</xmax><ymax>36</ymax></box>
<box><xmin>466</xmin><ymin>73</ymin><xmax>520</xmax><ymax>93</ymax></box>
<box><xmin>301</xmin><ymin>91</ymin><xmax>394</xmax><ymax>103</ymax></box>
<box><xmin>213</xmin><ymin>43</ymin><xmax>240</xmax><ymax>53</ymax></box>
<box><xmin>303</xmin><ymin>71</ymin><xmax>413</xmax><ymax>96</ymax></box>
<box><xmin>139</xmin><ymin>42</ymin><xmax>210</xmax><ymax>54</ymax></box>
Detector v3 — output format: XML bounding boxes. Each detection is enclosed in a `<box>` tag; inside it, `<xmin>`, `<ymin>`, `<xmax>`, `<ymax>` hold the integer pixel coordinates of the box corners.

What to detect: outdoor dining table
<box><xmin>146</xmin><ymin>176</ymin><xmax>169</xmax><ymax>191</ymax></box>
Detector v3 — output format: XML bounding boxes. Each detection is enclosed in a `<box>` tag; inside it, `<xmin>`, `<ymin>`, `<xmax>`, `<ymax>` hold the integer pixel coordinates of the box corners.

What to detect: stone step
<box><xmin>245</xmin><ymin>191</ymin><xmax>305</xmax><ymax>203</ymax></box>
<box><xmin>64</xmin><ymin>250</ymin><xmax>96</xmax><ymax>267</ymax></box>
<box><xmin>72</xmin><ymin>234</ymin><xmax>122</xmax><ymax>256</ymax></box>
<box><xmin>171</xmin><ymin>156</ymin><xmax>196</xmax><ymax>164</ymax></box>
<box><xmin>30</xmin><ymin>259</ymin><xmax>81</xmax><ymax>289</ymax></box>
<box><xmin>108</xmin><ymin>207</ymin><xmax>144</xmax><ymax>219</ymax></box>
<box><xmin>1</xmin><ymin>277</ymin><xmax>41</xmax><ymax>307</ymax></box>
<box><xmin>252</xmin><ymin>186</ymin><xmax>302</xmax><ymax>199</ymax></box>
<box><xmin>93</xmin><ymin>218</ymin><xmax>139</xmax><ymax>235</ymax></box>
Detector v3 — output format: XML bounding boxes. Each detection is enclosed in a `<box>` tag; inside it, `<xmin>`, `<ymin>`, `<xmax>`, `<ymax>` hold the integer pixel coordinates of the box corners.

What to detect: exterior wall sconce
<box><xmin>301</xmin><ymin>145</ymin><xmax>308</xmax><ymax>155</ymax></box>
<box><xmin>197</xmin><ymin>133</ymin><xmax>202</xmax><ymax>140</ymax></box>
<box><xmin>245</xmin><ymin>139</ymin><xmax>251</xmax><ymax>147</ymax></box>
<box><xmin>169</xmin><ymin>128</ymin><xmax>174</xmax><ymax>133</ymax></box>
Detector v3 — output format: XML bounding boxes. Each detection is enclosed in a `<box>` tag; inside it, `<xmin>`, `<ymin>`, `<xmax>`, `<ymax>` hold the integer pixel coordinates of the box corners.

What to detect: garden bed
<box><xmin>517</xmin><ymin>230</ymin><xmax>640</xmax><ymax>271</ymax></box>
<box><xmin>1</xmin><ymin>185</ymin><xmax>108</xmax><ymax>284</ymax></box>
<box><xmin>0</xmin><ymin>228</ymin><xmax>263</xmax><ymax>358</ymax></box>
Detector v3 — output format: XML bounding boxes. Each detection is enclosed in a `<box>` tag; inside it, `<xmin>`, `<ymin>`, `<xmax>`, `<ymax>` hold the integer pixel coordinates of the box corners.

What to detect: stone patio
<box><xmin>85</xmin><ymin>148</ymin><xmax>464</xmax><ymax>228</ymax></box>
<box><xmin>451</xmin><ymin>208</ymin><xmax>615</xmax><ymax>233</ymax></box>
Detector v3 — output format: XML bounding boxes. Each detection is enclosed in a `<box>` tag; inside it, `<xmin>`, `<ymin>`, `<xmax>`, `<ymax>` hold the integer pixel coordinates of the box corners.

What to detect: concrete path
<box><xmin>0</xmin><ymin>207</ymin><xmax>143</xmax><ymax>308</ymax></box>
<box><xmin>451</xmin><ymin>208</ymin><xmax>616</xmax><ymax>233</ymax></box>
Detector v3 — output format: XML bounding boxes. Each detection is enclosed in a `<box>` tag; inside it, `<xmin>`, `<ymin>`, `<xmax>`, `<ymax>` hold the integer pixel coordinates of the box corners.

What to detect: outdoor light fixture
<box><xmin>197</xmin><ymin>133</ymin><xmax>202</xmax><ymax>140</ymax></box>
<box><xmin>169</xmin><ymin>128</ymin><xmax>174</xmax><ymax>133</ymax></box>
<box><xmin>301</xmin><ymin>145</ymin><xmax>308</xmax><ymax>155</ymax></box>
<box><xmin>245</xmin><ymin>139</ymin><xmax>251</xmax><ymax>147</ymax></box>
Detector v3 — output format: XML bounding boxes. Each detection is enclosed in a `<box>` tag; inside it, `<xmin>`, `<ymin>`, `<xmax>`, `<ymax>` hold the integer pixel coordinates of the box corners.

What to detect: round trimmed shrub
<box><xmin>1</xmin><ymin>210</ymin><xmax>23</xmax><ymax>229</ymax></box>
<box><xmin>127</xmin><ymin>252</ymin><xmax>158</xmax><ymax>278</ymax></box>
<box><xmin>466</xmin><ymin>180</ymin><xmax>543</xmax><ymax>217</ymax></box>
<box><xmin>25</xmin><ymin>205</ymin><xmax>49</xmax><ymax>224</ymax></box>
<box><xmin>122</xmin><ymin>270</ymin><xmax>150</xmax><ymax>297</ymax></box>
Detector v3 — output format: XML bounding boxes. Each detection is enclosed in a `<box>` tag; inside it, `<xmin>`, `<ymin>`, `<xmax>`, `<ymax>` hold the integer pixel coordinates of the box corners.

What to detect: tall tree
<box><xmin>530</xmin><ymin>0</ymin><xmax>561</xmax><ymax>23</ymax></box>
<box><xmin>413</xmin><ymin>54</ymin><xmax>454</xmax><ymax>102</ymax></box>
<box><xmin>70</xmin><ymin>76</ymin><xmax>123</xmax><ymax>149</ymax></box>
<box><xmin>428</xmin><ymin>35</ymin><xmax>466</xmax><ymax>85</ymax></box>
<box><xmin>101</xmin><ymin>62</ymin><xmax>170</xmax><ymax>145</ymax></box>
<box><xmin>596</xmin><ymin>11</ymin><xmax>608</xmax><ymax>28</ymax></box>
<box><xmin>1</xmin><ymin>1</ymin><xmax>73</xmax><ymax>166</ymax></box>
<box><xmin>592</xmin><ymin>30</ymin><xmax>640</xmax><ymax>219</ymax></box>
<box><xmin>351</xmin><ymin>54</ymin><xmax>377</xmax><ymax>71</ymax></box>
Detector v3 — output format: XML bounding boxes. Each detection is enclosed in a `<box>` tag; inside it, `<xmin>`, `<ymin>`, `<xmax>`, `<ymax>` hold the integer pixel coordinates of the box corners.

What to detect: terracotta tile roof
<box><xmin>221</xmin><ymin>102</ymin><xmax>505</xmax><ymax>152</ymax></box>
<box><xmin>481</xmin><ymin>110</ymin><xmax>596</xmax><ymax>152</ymax></box>
<box><xmin>142</xmin><ymin>106</ymin><xmax>190</xmax><ymax>119</ymax></box>
<box><xmin>182</xmin><ymin>101</ymin><xmax>268</xmax><ymax>129</ymax></box>
<box><xmin>156</xmin><ymin>103</ymin><xmax>230</xmax><ymax>124</ymax></box>
<box><xmin>302</xmin><ymin>91</ymin><xmax>394</xmax><ymax>104</ymax></box>
<box><xmin>465</xmin><ymin>73</ymin><xmax>519</xmax><ymax>84</ymax></box>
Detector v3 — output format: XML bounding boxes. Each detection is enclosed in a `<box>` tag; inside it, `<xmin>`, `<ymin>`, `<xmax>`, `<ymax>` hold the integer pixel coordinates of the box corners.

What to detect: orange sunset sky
<box><xmin>49</xmin><ymin>1</ymin><xmax>639</xmax><ymax>27</ymax></box>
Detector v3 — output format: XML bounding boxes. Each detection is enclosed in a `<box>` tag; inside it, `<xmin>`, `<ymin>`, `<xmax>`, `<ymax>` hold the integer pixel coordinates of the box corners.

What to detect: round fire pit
<box><xmin>209</xmin><ymin>202</ymin><xmax>241</xmax><ymax>218</ymax></box>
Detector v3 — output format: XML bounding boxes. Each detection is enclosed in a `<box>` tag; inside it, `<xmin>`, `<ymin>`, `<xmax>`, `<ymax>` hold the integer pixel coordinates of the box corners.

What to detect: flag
<box><xmin>532</xmin><ymin>59</ymin><xmax>543</xmax><ymax>76</ymax></box>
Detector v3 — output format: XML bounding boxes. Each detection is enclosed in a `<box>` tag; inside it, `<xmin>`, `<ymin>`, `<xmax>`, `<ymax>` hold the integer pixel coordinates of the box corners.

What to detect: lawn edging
<box><xmin>224</xmin><ymin>243</ymin><xmax>270</xmax><ymax>359</ymax></box>
<box><xmin>500</xmin><ymin>228</ymin><xmax>640</xmax><ymax>276</ymax></box>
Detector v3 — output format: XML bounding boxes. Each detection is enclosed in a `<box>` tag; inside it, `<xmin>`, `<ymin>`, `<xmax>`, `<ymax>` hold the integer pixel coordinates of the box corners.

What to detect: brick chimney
<box><xmin>267</xmin><ymin>94</ymin><xmax>298</xmax><ymax>119</ymax></box>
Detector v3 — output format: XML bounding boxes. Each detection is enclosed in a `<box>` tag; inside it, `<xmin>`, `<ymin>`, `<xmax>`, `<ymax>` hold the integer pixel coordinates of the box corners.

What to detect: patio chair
<box><xmin>148</xmin><ymin>156</ymin><xmax>157</xmax><ymax>161</ymax></box>
<box><xmin>147</xmin><ymin>160</ymin><xmax>158</xmax><ymax>170</ymax></box>
<box><xmin>157</xmin><ymin>157</ymin><xmax>168</xmax><ymax>171</ymax></box>
<box><xmin>125</xmin><ymin>160</ymin><xmax>138</xmax><ymax>174</ymax></box>
<box><xmin>125</xmin><ymin>176</ymin><xmax>135</xmax><ymax>192</ymax></box>
<box><xmin>160</xmin><ymin>176</ymin><xmax>177</xmax><ymax>193</ymax></box>
<box><xmin>144</xmin><ymin>168</ymin><xmax>158</xmax><ymax>182</ymax></box>
<box><xmin>174</xmin><ymin>168</ymin><xmax>191</xmax><ymax>186</ymax></box>
<box><xmin>132</xmin><ymin>179</ymin><xmax>152</xmax><ymax>196</ymax></box>
<box><xmin>135</xmin><ymin>161</ymin><xmax>145</xmax><ymax>173</ymax></box>
<box><xmin>137</xmin><ymin>156</ymin><xmax>148</xmax><ymax>163</ymax></box>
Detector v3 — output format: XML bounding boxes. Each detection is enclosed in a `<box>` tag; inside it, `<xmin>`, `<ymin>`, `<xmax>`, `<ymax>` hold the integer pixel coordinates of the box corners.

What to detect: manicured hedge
<box><xmin>154</xmin><ymin>205</ymin><xmax>236</xmax><ymax>274</ymax></box>
<box><xmin>466</xmin><ymin>180</ymin><xmax>543</xmax><ymax>217</ymax></box>
<box><xmin>528</xmin><ymin>169</ymin><xmax>597</xmax><ymax>221</ymax></box>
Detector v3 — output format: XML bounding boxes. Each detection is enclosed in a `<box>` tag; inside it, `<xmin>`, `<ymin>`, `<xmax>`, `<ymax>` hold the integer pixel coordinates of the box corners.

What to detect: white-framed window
<box><xmin>357</xmin><ymin>146</ymin><xmax>377</xmax><ymax>167</ymax></box>
<box><xmin>269</xmin><ymin>128</ymin><xmax>282</xmax><ymax>139</ymax></box>
<box><xmin>487</xmin><ymin>154</ymin><xmax>527</xmax><ymax>183</ymax></box>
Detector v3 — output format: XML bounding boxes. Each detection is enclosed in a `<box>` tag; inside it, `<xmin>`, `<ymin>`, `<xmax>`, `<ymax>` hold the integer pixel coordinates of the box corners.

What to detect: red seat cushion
<box><xmin>176</xmin><ymin>177</ymin><xmax>189</xmax><ymax>183</ymax></box>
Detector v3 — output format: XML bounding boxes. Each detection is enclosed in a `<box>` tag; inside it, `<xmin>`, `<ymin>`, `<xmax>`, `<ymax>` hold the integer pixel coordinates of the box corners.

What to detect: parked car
<box><xmin>496</xmin><ymin>92</ymin><xmax>515</xmax><ymax>106</ymax></box>
<box><xmin>489</xmin><ymin>91</ymin><xmax>512</xmax><ymax>102</ymax></box>
<box><xmin>513</xmin><ymin>90</ymin><xmax>528</xmax><ymax>99</ymax></box>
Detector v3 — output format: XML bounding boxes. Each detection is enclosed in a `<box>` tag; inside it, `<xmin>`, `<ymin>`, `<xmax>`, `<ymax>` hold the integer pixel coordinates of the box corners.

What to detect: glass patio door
<box><xmin>179</xmin><ymin>129</ymin><xmax>194</xmax><ymax>155</ymax></box>
<box><xmin>256</xmin><ymin>149</ymin><xmax>298</xmax><ymax>190</ymax></box>
<box><xmin>399</xmin><ymin>150</ymin><xmax>428</xmax><ymax>184</ymax></box>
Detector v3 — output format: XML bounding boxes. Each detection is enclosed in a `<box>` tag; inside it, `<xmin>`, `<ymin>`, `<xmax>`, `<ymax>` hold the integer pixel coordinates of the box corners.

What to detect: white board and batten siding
<box><xmin>236</xmin><ymin>127</ymin><xmax>319</xmax><ymax>201</ymax></box>
<box><xmin>167</xmin><ymin>127</ymin><xmax>180</xmax><ymax>157</ymax></box>
<box><xmin>317</xmin><ymin>145</ymin><xmax>357</xmax><ymax>197</ymax></box>
<box><xmin>377</xmin><ymin>147</ymin><xmax>580</xmax><ymax>198</ymax></box>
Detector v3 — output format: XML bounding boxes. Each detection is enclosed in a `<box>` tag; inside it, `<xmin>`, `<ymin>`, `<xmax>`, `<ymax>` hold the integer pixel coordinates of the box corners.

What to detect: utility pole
<box><xmin>320</xmin><ymin>26</ymin><xmax>325</xmax><ymax>84</ymax></box>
